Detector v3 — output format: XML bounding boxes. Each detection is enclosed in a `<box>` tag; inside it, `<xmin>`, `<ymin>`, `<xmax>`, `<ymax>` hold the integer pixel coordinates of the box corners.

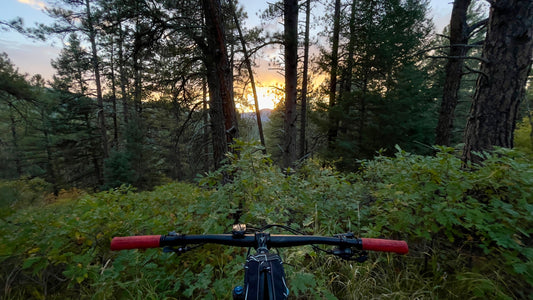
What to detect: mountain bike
<box><xmin>111</xmin><ymin>224</ymin><xmax>408</xmax><ymax>299</ymax></box>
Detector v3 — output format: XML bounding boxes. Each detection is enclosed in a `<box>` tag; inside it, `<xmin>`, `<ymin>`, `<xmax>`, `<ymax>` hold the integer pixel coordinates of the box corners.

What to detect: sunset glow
<box><xmin>242</xmin><ymin>82</ymin><xmax>284</xmax><ymax>112</ymax></box>
<box><xmin>252</xmin><ymin>86</ymin><xmax>281</xmax><ymax>110</ymax></box>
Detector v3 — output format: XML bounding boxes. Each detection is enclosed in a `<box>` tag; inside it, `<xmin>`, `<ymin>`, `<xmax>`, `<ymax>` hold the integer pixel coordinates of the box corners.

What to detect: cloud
<box><xmin>17</xmin><ymin>0</ymin><xmax>47</xmax><ymax>10</ymax></box>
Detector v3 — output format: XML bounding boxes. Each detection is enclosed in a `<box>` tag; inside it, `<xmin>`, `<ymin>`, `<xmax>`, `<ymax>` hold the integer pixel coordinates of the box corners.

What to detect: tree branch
<box><xmin>467</xmin><ymin>18</ymin><xmax>488</xmax><ymax>35</ymax></box>
<box><xmin>412</xmin><ymin>43</ymin><xmax>483</xmax><ymax>57</ymax></box>
<box><xmin>419</xmin><ymin>43</ymin><xmax>482</xmax><ymax>52</ymax></box>
<box><xmin>463</xmin><ymin>65</ymin><xmax>489</xmax><ymax>80</ymax></box>
<box><xmin>427</xmin><ymin>55</ymin><xmax>489</xmax><ymax>63</ymax></box>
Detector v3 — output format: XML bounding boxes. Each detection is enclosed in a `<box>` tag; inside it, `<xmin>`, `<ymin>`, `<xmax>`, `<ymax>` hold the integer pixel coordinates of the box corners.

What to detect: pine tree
<box><xmin>51</xmin><ymin>33</ymin><xmax>91</xmax><ymax>94</ymax></box>
<box><xmin>318</xmin><ymin>0</ymin><xmax>434</xmax><ymax>168</ymax></box>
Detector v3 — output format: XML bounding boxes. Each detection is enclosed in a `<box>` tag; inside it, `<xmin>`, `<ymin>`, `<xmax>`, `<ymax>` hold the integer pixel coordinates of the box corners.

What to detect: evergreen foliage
<box><xmin>314</xmin><ymin>0</ymin><xmax>438</xmax><ymax>169</ymax></box>
<box><xmin>1</xmin><ymin>55</ymin><xmax>104</xmax><ymax>189</ymax></box>
<box><xmin>102</xmin><ymin>150</ymin><xmax>135</xmax><ymax>189</ymax></box>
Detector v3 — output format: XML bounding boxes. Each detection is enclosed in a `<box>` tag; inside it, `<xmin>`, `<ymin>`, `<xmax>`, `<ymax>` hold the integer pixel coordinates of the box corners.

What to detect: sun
<box><xmin>244</xmin><ymin>83</ymin><xmax>284</xmax><ymax>112</ymax></box>
<box><xmin>236</xmin><ymin>81</ymin><xmax>284</xmax><ymax>113</ymax></box>
<box><xmin>250</xmin><ymin>87</ymin><xmax>276</xmax><ymax>110</ymax></box>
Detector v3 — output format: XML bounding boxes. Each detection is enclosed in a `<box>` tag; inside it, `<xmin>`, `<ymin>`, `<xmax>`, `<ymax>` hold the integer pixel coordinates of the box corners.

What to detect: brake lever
<box><xmin>334</xmin><ymin>232</ymin><xmax>356</xmax><ymax>239</ymax></box>
<box><xmin>163</xmin><ymin>246</ymin><xmax>192</xmax><ymax>254</ymax></box>
<box><xmin>354</xmin><ymin>252</ymin><xmax>368</xmax><ymax>263</ymax></box>
<box><xmin>163</xmin><ymin>231</ymin><xmax>191</xmax><ymax>254</ymax></box>
<box><xmin>332</xmin><ymin>247</ymin><xmax>368</xmax><ymax>262</ymax></box>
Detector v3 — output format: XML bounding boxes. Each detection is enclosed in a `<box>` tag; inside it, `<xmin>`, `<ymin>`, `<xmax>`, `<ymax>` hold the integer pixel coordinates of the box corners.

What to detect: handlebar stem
<box><xmin>256</xmin><ymin>232</ymin><xmax>270</xmax><ymax>253</ymax></box>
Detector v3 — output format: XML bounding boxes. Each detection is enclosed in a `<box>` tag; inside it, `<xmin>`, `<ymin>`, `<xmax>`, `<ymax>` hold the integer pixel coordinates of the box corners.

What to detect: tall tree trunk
<box><xmin>283</xmin><ymin>0</ymin><xmax>299</xmax><ymax>168</ymax></box>
<box><xmin>43</xmin><ymin>129</ymin><xmax>59</xmax><ymax>195</ymax></box>
<box><xmin>327</xmin><ymin>0</ymin><xmax>341</xmax><ymax>147</ymax></box>
<box><xmin>133</xmin><ymin>54</ymin><xmax>142</xmax><ymax>117</ymax></box>
<box><xmin>299</xmin><ymin>0</ymin><xmax>311</xmax><ymax>159</ymax></box>
<box><xmin>338</xmin><ymin>0</ymin><xmax>357</xmax><ymax>135</ymax></box>
<box><xmin>231</xmin><ymin>0</ymin><xmax>266</xmax><ymax>152</ymax></box>
<box><xmin>109</xmin><ymin>40</ymin><xmax>119</xmax><ymax>149</ymax></box>
<box><xmin>204</xmin><ymin>59</ymin><xmax>227</xmax><ymax>170</ymax></box>
<box><xmin>359</xmin><ymin>75</ymin><xmax>368</xmax><ymax>148</ymax></box>
<box><xmin>133</xmin><ymin>17</ymin><xmax>143</xmax><ymax>118</ymax></box>
<box><xmin>85</xmin><ymin>0</ymin><xmax>108</xmax><ymax>159</ymax></box>
<box><xmin>8</xmin><ymin>103</ymin><xmax>22</xmax><ymax>176</ymax></box>
<box><xmin>76</xmin><ymin>68</ymin><xmax>85</xmax><ymax>94</ymax></box>
<box><xmin>202</xmin><ymin>0</ymin><xmax>238</xmax><ymax>169</ymax></box>
<box><xmin>435</xmin><ymin>0</ymin><xmax>472</xmax><ymax>146</ymax></box>
<box><xmin>118</xmin><ymin>23</ymin><xmax>129</xmax><ymax>125</ymax></box>
<box><xmin>132</xmin><ymin>5</ymin><xmax>144</xmax><ymax>118</ymax></box>
<box><xmin>170</xmin><ymin>83</ymin><xmax>185</xmax><ymax>180</ymax></box>
<box><xmin>202</xmin><ymin>76</ymin><xmax>210</xmax><ymax>172</ymax></box>
<box><xmin>85</xmin><ymin>113</ymin><xmax>103</xmax><ymax>186</ymax></box>
<box><xmin>462</xmin><ymin>0</ymin><xmax>533</xmax><ymax>163</ymax></box>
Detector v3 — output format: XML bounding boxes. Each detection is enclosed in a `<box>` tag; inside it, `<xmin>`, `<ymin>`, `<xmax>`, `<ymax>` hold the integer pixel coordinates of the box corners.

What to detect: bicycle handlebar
<box><xmin>111</xmin><ymin>233</ymin><xmax>408</xmax><ymax>254</ymax></box>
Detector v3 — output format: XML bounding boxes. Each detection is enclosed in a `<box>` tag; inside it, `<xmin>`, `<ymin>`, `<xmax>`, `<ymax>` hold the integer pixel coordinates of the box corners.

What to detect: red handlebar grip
<box><xmin>361</xmin><ymin>238</ymin><xmax>408</xmax><ymax>254</ymax></box>
<box><xmin>110</xmin><ymin>235</ymin><xmax>161</xmax><ymax>250</ymax></box>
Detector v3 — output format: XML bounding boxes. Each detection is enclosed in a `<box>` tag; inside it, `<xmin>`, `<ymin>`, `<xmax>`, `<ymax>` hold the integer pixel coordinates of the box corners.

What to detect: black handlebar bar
<box><xmin>162</xmin><ymin>234</ymin><xmax>363</xmax><ymax>248</ymax></box>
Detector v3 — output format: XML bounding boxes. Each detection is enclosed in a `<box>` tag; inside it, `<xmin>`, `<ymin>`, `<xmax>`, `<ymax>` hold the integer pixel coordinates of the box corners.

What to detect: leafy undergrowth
<box><xmin>1</xmin><ymin>142</ymin><xmax>531</xmax><ymax>299</ymax></box>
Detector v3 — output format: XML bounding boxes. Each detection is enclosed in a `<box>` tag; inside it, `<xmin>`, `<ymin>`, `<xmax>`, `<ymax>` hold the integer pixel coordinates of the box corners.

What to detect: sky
<box><xmin>0</xmin><ymin>0</ymin><xmax>454</xmax><ymax>93</ymax></box>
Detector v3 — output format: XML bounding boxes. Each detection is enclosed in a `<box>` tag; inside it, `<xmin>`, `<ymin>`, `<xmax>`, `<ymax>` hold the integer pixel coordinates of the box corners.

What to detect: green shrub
<box><xmin>358</xmin><ymin>146</ymin><xmax>532</xmax><ymax>298</ymax></box>
<box><xmin>0</xmin><ymin>177</ymin><xmax>51</xmax><ymax>219</ymax></box>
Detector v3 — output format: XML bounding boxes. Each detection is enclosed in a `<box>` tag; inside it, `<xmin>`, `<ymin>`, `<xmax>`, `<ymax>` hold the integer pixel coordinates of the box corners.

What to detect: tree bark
<box><xmin>327</xmin><ymin>0</ymin><xmax>341</xmax><ymax>147</ymax></box>
<box><xmin>85</xmin><ymin>0</ymin><xmax>109</xmax><ymax>159</ymax></box>
<box><xmin>43</xmin><ymin>127</ymin><xmax>59</xmax><ymax>195</ymax></box>
<box><xmin>435</xmin><ymin>0</ymin><xmax>472</xmax><ymax>146</ymax></box>
<box><xmin>299</xmin><ymin>0</ymin><xmax>311</xmax><ymax>159</ymax></box>
<box><xmin>462</xmin><ymin>0</ymin><xmax>533</xmax><ymax>163</ymax></box>
<box><xmin>339</xmin><ymin>0</ymin><xmax>357</xmax><ymax>129</ymax></box>
<box><xmin>8</xmin><ymin>103</ymin><xmax>22</xmax><ymax>176</ymax></box>
<box><xmin>202</xmin><ymin>76</ymin><xmax>210</xmax><ymax>172</ymax></box>
<box><xmin>204</xmin><ymin>59</ymin><xmax>227</xmax><ymax>170</ymax></box>
<box><xmin>201</xmin><ymin>0</ymin><xmax>238</xmax><ymax>169</ymax></box>
<box><xmin>133</xmin><ymin>18</ymin><xmax>143</xmax><ymax>118</ymax></box>
<box><xmin>118</xmin><ymin>22</ymin><xmax>129</xmax><ymax>125</ymax></box>
<box><xmin>283</xmin><ymin>0</ymin><xmax>299</xmax><ymax>168</ymax></box>
<box><xmin>84</xmin><ymin>113</ymin><xmax>103</xmax><ymax>186</ymax></box>
<box><xmin>109</xmin><ymin>40</ymin><xmax>119</xmax><ymax>149</ymax></box>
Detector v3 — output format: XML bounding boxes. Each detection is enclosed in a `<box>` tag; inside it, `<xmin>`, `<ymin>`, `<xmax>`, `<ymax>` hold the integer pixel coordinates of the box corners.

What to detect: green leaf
<box><xmin>290</xmin><ymin>272</ymin><xmax>316</xmax><ymax>297</ymax></box>
<box><xmin>22</xmin><ymin>256</ymin><xmax>42</xmax><ymax>269</ymax></box>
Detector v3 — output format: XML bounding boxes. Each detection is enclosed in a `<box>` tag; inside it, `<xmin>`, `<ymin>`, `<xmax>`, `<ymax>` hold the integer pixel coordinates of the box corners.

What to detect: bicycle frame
<box><xmin>111</xmin><ymin>225</ymin><xmax>408</xmax><ymax>299</ymax></box>
<box><xmin>239</xmin><ymin>251</ymin><xmax>288</xmax><ymax>300</ymax></box>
